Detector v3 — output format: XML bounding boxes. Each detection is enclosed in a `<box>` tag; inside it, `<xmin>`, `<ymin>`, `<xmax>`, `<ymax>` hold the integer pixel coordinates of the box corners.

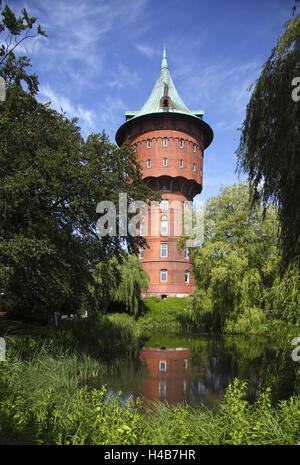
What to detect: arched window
<box><xmin>193</xmin><ymin>163</ymin><xmax>196</xmax><ymax>172</ymax></box>
<box><xmin>147</xmin><ymin>139</ymin><xmax>151</xmax><ymax>148</ymax></box>
<box><xmin>180</xmin><ymin>139</ymin><xmax>184</xmax><ymax>148</ymax></box>
<box><xmin>147</xmin><ymin>159</ymin><xmax>151</xmax><ymax>168</ymax></box>
<box><xmin>180</xmin><ymin>159</ymin><xmax>183</xmax><ymax>168</ymax></box>
<box><xmin>193</xmin><ymin>144</ymin><xmax>196</xmax><ymax>152</ymax></box>
<box><xmin>184</xmin><ymin>248</ymin><xmax>189</xmax><ymax>259</ymax></box>
<box><xmin>163</xmin><ymin>158</ymin><xmax>168</xmax><ymax>166</ymax></box>
<box><xmin>163</xmin><ymin>137</ymin><xmax>168</xmax><ymax>147</ymax></box>
<box><xmin>160</xmin><ymin>269</ymin><xmax>168</xmax><ymax>282</ymax></box>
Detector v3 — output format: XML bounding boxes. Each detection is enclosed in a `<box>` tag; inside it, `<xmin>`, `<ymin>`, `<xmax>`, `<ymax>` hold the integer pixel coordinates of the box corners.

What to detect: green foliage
<box><xmin>223</xmin><ymin>307</ymin><xmax>269</xmax><ymax>334</ymax></box>
<box><xmin>189</xmin><ymin>183</ymin><xmax>280</xmax><ymax>332</ymax></box>
<box><xmin>90</xmin><ymin>255</ymin><xmax>149</xmax><ymax>315</ymax></box>
<box><xmin>236</xmin><ymin>14</ymin><xmax>300</xmax><ymax>265</ymax></box>
<box><xmin>267</xmin><ymin>256</ymin><xmax>300</xmax><ymax>324</ymax></box>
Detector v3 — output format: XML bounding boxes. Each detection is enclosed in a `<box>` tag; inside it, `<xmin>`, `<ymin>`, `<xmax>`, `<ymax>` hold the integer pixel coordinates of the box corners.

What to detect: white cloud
<box><xmin>38</xmin><ymin>84</ymin><xmax>96</xmax><ymax>134</ymax></box>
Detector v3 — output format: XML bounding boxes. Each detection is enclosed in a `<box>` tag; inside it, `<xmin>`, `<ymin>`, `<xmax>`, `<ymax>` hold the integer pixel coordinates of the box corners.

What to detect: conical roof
<box><xmin>125</xmin><ymin>46</ymin><xmax>204</xmax><ymax>120</ymax></box>
<box><xmin>116</xmin><ymin>47</ymin><xmax>213</xmax><ymax>148</ymax></box>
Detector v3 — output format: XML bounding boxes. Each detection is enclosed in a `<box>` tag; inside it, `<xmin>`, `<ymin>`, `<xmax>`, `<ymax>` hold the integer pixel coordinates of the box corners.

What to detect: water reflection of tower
<box><xmin>138</xmin><ymin>347</ymin><xmax>191</xmax><ymax>405</ymax></box>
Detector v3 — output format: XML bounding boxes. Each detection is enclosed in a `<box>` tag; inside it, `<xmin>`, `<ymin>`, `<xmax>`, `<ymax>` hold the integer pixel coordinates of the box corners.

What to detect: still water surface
<box><xmin>89</xmin><ymin>332</ymin><xmax>296</xmax><ymax>408</ymax></box>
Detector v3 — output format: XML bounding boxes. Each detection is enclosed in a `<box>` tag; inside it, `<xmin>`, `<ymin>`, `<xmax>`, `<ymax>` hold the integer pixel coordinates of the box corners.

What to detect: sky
<box><xmin>6</xmin><ymin>0</ymin><xmax>295</xmax><ymax>203</ymax></box>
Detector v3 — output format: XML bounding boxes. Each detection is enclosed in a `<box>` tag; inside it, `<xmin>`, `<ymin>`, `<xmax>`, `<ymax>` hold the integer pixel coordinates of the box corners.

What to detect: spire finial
<box><xmin>161</xmin><ymin>44</ymin><xmax>168</xmax><ymax>69</ymax></box>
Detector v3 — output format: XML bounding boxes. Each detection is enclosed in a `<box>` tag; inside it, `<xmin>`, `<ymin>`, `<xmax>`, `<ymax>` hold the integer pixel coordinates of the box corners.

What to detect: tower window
<box><xmin>147</xmin><ymin>139</ymin><xmax>151</xmax><ymax>148</ymax></box>
<box><xmin>185</xmin><ymin>270</ymin><xmax>190</xmax><ymax>283</ymax></box>
<box><xmin>193</xmin><ymin>163</ymin><xmax>196</xmax><ymax>172</ymax></box>
<box><xmin>161</xmin><ymin>243</ymin><xmax>168</xmax><ymax>258</ymax></box>
<box><xmin>147</xmin><ymin>159</ymin><xmax>151</xmax><ymax>168</ymax></box>
<box><xmin>163</xmin><ymin>137</ymin><xmax>168</xmax><ymax>147</ymax></box>
<box><xmin>163</xmin><ymin>158</ymin><xmax>168</xmax><ymax>166</ymax></box>
<box><xmin>160</xmin><ymin>269</ymin><xmax>168</xmax><ymax>282</ymax></box>
<box><xmin>161</xmin><ymin>220</ymin><xmax>168</xmax><ymax>235</ymax></box>
<box><xmin>193</xmin><ymin>144</ymin><xmax>196</xmax><ymax>152</ymax></box>
<box><xmin>180</xmin><ymin>139</ymin><xmax>184</xmax><ymax>148</ymax></box>
<box><xmin>180</xmin><ymin>159</ymin><xmax>183</xmax><ymax>168</ymax></box>
<box><xmin>184</xmin><ymin>248</ymin><xmax>189</xmax><ymax>259</ymax></box>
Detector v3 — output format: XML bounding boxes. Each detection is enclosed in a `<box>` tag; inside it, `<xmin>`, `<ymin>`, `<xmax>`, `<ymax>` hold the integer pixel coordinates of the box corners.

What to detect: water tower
<box><xmin>116</xmin><ymin>47</ymin><xmax>213</xmax><ymax>297</ymax></box>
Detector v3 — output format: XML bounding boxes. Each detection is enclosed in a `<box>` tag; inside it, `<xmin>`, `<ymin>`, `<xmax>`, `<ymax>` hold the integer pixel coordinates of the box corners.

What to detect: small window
<box><xmin>180</xmin><ymin>159</ymin><xmax>183</xmax><ymax>168</ymax></box>
<box><xmin>163</xmin><ymin>137</ymin><xmax>168</xmax><ymax>147</ymax></box>
<box><xmin>182</xmin><ymin>379</ymin><xmax>187</xmax><ymax>394</ymax></box>
<box><xmin>200</xmin><ymin>169</ymin><xmax>203</xmax><ymax>176</ymax></box>
<box><xmin>185</xmin><ymin>270</ymin><xmax>190</xmax><ymax>283</ymax></box>
<box><xmin>161</xmin><ymin>243</ymin><xmax>168</xmax><ymax>258</ymax></box>
<box><xmin>193</xmin><ymin>144</ymin><xmax>196</xmax><ymax>152</ymax></box>
<box><xmin>161</xmin><ymin>220</ymin><xmax>168</xmax><ymax>235</ymax></box>
<box><xmin>147</xmin><ymin>139</ymin><xmax>151</xmax><ymax>148</ymax></box>
<box><xmin>180</xmin><ymin>139</ymin><xmax>184</xmax><ymax>148</ymax></box>
<box><xmin>139</xmin><ymin>247</ymin><xmax>144</xmax><ymax>259</ymax></box>
<box><xmin>163</xmin><ymin>158</ymin><xmax>168</xmax><ymax>166</ymax></box>
<box><xmin>184</xmin><ymin>248</ymin><xmax>189</xmax><ymax>259</ymax></box>
<box><xmin>133</xmin><ymin>144</ymin><xmax>137</xmax><ymax>152</ymax></box>
<box><xmin>147</xmin><ymin>159</ymin><xmax>151</xmax><ymax>168</ymax></box>
<box><xmin>193</xmin><ymin>163</ymin><xmax>196</xmax><ymax>172</ymax></box>
<box><xmin>159</xmin><ymin>361</ymin><xmax>166</xmax><ymax>373</ymax></box>
<box><xmin>160</xmin><ymin>269</ymin><xmax>168</xmax><ymax>282</ymax></box>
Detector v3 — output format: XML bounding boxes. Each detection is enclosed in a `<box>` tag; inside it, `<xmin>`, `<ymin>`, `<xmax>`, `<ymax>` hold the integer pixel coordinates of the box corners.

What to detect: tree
<box><xmin>236</xmin><ymin>14</ymin><xmax>300</xmax><ymax>267</ymax></box>
<box><xmin>90</xmin><ymin>255</ymin><xmax>149</xmax><ymax>315</ymax></box>
<box><xmin>186</xmin><ymin>183</ymin><xmax>280</xmax><ymax>332</ymax></box>
<box><xmin>0</xmin><ymin>2</ymin><xmax>46</xmax><ymax>95</ymax></box>
<box><xmin>0</xmin><ymin>4</ymin><xmax>155</xmax><ymax>319</ymax></box>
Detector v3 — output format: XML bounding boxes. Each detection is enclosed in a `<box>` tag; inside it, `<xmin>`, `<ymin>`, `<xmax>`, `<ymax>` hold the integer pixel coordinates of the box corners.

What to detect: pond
<box><xmin>88</xmin><ymin>332</ymin><xmax>297</xmax><ymax>409</ymax></box>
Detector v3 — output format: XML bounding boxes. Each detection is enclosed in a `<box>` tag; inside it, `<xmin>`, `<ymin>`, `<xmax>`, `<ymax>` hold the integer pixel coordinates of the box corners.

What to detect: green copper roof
<box><xmin>125</xmin><ymin>47</ymin><xmax>204</xmax><ymax>120</ymax></box>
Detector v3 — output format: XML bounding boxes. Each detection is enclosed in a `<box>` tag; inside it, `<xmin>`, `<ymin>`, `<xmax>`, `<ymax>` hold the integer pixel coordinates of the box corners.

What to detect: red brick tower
<box><xmin>116</xmin><ymin>47</ymin><xmax>213</xmax><ymax>297</ymax></box>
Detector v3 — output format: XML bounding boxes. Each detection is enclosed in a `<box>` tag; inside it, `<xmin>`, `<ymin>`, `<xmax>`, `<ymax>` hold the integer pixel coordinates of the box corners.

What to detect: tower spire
<box><xmin>161</xmin><ymin>44</ymin><xmax>168</xmax><ymax>69</ymax></box>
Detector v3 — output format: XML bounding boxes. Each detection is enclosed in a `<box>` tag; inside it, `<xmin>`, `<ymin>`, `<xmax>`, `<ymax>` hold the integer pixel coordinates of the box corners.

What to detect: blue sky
<box><xmin>8</xmin><ymin>0</ymin><xmax>295</xmax><ymax>203</ymax></box>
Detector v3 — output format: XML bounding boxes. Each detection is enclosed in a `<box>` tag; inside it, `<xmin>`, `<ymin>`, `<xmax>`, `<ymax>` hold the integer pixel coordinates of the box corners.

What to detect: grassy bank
<box><xmin>139</xmin><ymin>297</ymin><xmax>191</xmax><ymax>330</ymax></box>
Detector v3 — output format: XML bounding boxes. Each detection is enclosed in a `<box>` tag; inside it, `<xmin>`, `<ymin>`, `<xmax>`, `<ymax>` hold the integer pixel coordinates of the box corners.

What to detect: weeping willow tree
<box><xmin>236</xmin><ymin>14</ymin><xmax>300</xmax><ymax>267</ymax></box>
<box><xmin>90</xmin><ymin>254</ymin><xmax>149</xmax><ymax>316</ymax></box>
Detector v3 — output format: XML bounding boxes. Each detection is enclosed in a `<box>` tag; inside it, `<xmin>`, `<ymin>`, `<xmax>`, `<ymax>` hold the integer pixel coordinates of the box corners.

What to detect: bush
<box><xmin>223</xmin><ymin>308</ymin><xmax>269</xmax><ymax>334</ymax></box>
